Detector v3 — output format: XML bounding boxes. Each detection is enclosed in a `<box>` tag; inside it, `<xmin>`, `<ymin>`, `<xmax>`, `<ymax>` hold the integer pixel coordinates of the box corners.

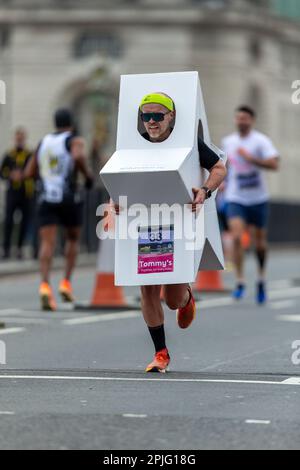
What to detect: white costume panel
<box><xmin>100</xmin><ymin>72</ymin><xmax>225</xmax><ymax>286</ymax></box>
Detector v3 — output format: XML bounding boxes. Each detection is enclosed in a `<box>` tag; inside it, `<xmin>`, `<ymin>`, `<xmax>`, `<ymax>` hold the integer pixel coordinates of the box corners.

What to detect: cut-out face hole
<box><xmin>138</xmin><ymin>94</ymin><xmax>176</xmax><ymax>143</ymax></box>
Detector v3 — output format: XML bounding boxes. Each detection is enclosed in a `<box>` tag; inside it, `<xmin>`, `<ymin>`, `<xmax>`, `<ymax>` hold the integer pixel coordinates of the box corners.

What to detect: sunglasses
<box><xmin>141</xmin><ymin>112</ymin><xmax>170</xmax><ymax>123</ymax></box>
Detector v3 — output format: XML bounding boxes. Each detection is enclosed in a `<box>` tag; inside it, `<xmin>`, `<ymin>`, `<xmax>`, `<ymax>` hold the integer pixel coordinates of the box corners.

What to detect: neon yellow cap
<box><xmin>140</xmin><ymin>93</ymin><xmax>174</xmax><ymax>112</ymax></box>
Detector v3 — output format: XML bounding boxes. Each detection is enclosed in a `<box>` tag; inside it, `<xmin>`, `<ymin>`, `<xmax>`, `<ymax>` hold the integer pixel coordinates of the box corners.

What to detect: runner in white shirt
<box><xmin>221</xmin><ymin>106</ymin><xmax>279</xmax><ymax>304</ymax></box>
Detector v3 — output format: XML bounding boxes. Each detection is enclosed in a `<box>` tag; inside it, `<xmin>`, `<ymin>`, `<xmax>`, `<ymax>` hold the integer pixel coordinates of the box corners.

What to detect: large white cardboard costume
<box><xmin>100</xmin><ymin>71</ymin><xmax>225</xmax><ymax>286</ymax></box>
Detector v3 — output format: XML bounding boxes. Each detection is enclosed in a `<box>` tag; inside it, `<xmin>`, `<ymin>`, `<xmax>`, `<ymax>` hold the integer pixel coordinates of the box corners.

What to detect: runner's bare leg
<box><xmin>64</xmin><ymin>226</ymin><xmax>81</xmax><ymax>281</ymax></box>
<box><xmin>140</xmin><ymin>285</ymin><xmax>164</xmax><ymax>327</ymax></box>
<box><xmin>163</xmin><ymin>284</ymin><xmax>190</xmax><ymax>310</ymax></box>
<box><xmin>228</xmin><ymin>217</ymin><xmax>246</xmax><ymax>283</ymax></box>
<box><xmin>39</xmin><ymin>225</ymin><xmax>57</xmax><ymax>283</ymax></box>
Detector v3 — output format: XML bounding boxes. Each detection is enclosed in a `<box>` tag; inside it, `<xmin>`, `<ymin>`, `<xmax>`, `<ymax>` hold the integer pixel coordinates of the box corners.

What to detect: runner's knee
<box><xmin>66</xmin><ymin>228</ymin><xmax>80</xmax><ymax>242</ymax></box>
<box><xmin>255</xmin><ymin>240</ymin><xmax>267</xmax><ymax>252</ymax></box>
<box><xmin>39</xmin><ymin>240</ymin><xmax>54</xmax><ymax>258</ymax></box>
<box><xmin>165</xmin><ymin>297</ymin><xmax>180</xmax><ymax>311</ymax></box>
<box><xmin>140</xmin><ymin>285</ymin><xmax>161</xmax><ymax>302</ymax></box>
<box><xmin>164</xmin><ymin>288</ymin><xmax>187</xmax><ymax>310</ymax></box>
<box><xmin>254</xmin><ymin>230</ymin><xmax>267</xmax><ymax>251</ymax></box>
<box><xmin>232</xmin><ymin>234</ymin><xmax>243</xmax><ymax>247</ymax></box>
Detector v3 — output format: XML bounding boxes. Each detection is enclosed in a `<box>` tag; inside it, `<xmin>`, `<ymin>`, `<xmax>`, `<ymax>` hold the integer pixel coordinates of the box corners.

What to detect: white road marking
<box><xmin>0</xmin><ymin>411</ymin><xmax>15</xmax><ymax>415</ymax></box>
<box><xmin>245</xmin><ymin>420</ymin><xmax>270</xmax><ymax>425</ymax></box>
<box><xmin>270</xmin><ymin>300</ymin><xmax>296</xmax><ymax>310</ymax></box>
<box><xmin>122</xmin><ymin>414</ymin><xmax>147</xmax><ymax>418</ymax></box>
<box><xmin>0</xmin><ymin>375</ymin><xmax>299</xmax><ymax>386</ymax></box>
<box><xmin>269</xmin><ymin>287</ymin><xmax>300</xmax><ymax>300</ymax></box>
<box><xmin>196</xmin><ymin>297</ymin><xmax>234</xmax><ymax>308</ymax></box>
<box><xmin>1</xmin><ymin>318</ymin><xmax>48</xmax><ymax>325</ymax></box>
<box><xmin>277</xmin><ymin>315</ymin><xmax>300</xmax><ymax>323</ymax></box>
<box><xmin>63</xmin><ymin>311</ymin><xmax>140</xmax><ymax>325</ymax></box>
<box><xmin>0</xmin><ymin>309</ymin><xmax>22</xmax><ymax>316</ymax></box>
<box><xmin>0</xmin><ymin>327</ymin><xmax>26</xmax><ymax>335</ymax></box>
<box><xmin>281</xmin><ymin>377</ymin><xmax>300</xmax><ymax>385</ymax></box>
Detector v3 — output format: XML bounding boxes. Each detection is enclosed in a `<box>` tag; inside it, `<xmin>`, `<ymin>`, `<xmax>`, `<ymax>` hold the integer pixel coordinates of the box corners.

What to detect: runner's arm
<box><xmin>238</xmin><ymin>147</ymin><xmax>279</xmax><ymax>170</ymax></box>
<box><xmin>203</xmin><ymin>159</ymin><xmax>227</xmax><ymax>193</ymax></box>
<box><xmin>70</xmin><ymin>137</ymin><xmax>94</xmax><ymax>188</ymax></box>
<box><xmin>246</xmin><ymin>155</ymin><xmax>279</xmax><ymax>170</ymax></box>
<box><xmin>192</xmin><ymin>159</ymin><xmax>227</xmax><ymax>206</ymax></box>
<box><xmin>23</xmin><ymin>152</ymin><xmax>39</xmax><ymax>179</ymax></box>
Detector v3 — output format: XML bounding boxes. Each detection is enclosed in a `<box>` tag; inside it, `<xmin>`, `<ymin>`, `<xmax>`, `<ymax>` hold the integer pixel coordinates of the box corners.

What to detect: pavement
<box><xmin>0</xmin><ymin>249</ymin><xmax>299</xmax><ymax>450</ymax></box>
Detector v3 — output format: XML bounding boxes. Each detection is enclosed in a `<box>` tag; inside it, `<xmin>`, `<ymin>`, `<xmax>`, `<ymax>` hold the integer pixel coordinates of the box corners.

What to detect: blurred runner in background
<box><xmin>24</xmin><ymin>109</ymin><xmax>93</xmax><ymax>311</ymax></box>
<box><xmin>0</xmin><ymin>127</ymin><xmax>34</xmax><ymax>260</ymax></box>
<box><xmin>222</xmin><ymin>106</ymin><xmax>279</xmax><ymax>304</ymax></box>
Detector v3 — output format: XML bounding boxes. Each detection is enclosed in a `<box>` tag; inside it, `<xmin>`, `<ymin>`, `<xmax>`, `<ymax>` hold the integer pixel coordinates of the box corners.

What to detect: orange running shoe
<box><xmin>39</xmin><ymin>282</ymin><xmax>57</xmax><ymax>311</ymax></box>
<box><xmin>59</xmin><ymin>279</ymin><xmax>74</xmax><ymax>303</ymax></box>
<box><xmin>145</xmin><ymin>348</ymin><xmax>170</xmax><ymax>373</ymax></box>
<box><xmin>176</xmin><ymin>286</ymin><xmax>196</xmax><ymax>329</ymax></box>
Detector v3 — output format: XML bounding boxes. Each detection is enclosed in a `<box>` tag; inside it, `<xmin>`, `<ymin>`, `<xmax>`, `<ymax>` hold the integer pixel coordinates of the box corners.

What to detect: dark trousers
<box><xmin>3</xmin><ymin>191</ymin><xmax>31</xmax><ymax>256</ymax></box>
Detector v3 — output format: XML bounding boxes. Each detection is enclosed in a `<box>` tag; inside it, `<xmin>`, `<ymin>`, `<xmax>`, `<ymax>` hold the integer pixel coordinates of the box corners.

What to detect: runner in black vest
<box><xmin>24</xmin><ymin>109</ymin><xmax>93</xmax><ymax>311</ymax></box>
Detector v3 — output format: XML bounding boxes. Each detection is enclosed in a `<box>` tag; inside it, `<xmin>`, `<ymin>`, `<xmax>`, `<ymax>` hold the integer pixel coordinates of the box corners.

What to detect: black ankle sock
<box><xmin>256</xmin><ymin>248</ymin><xmax>267</xmax><ymax>271</ymax></box>
<box><xmin>148</xmin><ymin>324</ymin><xmax>166</xmax><ymax>353</ymax></box>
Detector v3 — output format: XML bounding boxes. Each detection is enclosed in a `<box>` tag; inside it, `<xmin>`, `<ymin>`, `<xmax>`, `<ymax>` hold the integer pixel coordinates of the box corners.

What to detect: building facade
<box><xmin>0</xmin><ymin>0</ymin><xmax>299</xmax><ymax>242</ymax></box>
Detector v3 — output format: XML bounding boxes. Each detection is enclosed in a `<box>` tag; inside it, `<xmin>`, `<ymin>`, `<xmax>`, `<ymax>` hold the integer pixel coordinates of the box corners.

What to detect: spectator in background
<box><xmin>0</xmin><ymin>127</ymin><xmax>34</xmax><ymax>259</ymax></box>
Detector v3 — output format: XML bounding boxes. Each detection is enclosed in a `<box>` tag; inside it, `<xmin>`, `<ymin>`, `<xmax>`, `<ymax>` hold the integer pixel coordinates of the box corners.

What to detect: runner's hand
<box><xmin>191</xmin><ymin>187</ymin><xmax>206</xmax><ymax>212</ymax></box>
<box><xmin>112</xmin><ymin>204</ymin><xmax>121</xmax><ymax>215</ymax></box>
<box><xmin>238</xmin><ymin>147</ymin><xmax>253</xmax><ymax>162</ymax></box>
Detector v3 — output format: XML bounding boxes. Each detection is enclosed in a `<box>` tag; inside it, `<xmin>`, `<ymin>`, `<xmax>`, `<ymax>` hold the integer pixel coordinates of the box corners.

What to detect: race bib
<box><xmin>237</xmin><ymin>171</ymin><xmax>260</xmax><ymax>190</ymax></box>
<box><xmin>138</xmin><ymin>225</ymin><xmax>174</xmax><ymax>275</ymax></box>
<box><xmin>44</xmin><ymin>180</ymin><xmax>63</xmax><ymax>203</ymax></box>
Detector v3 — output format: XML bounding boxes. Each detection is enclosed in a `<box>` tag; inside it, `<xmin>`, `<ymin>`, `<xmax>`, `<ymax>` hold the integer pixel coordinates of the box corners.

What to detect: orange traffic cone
<box><xmin>193</xmin><ymin>270</ymin><xmax>227</xmax><ymax>293</ymax></box>
<box><xmin>90</xmin><ymin>241</ymin><xmax>133</xmax><ymax>310</ymax></box>
<box><xmin>76</xmin><ymin>203</ymin><xmax>139</xmax><ymax>311</ymax></box>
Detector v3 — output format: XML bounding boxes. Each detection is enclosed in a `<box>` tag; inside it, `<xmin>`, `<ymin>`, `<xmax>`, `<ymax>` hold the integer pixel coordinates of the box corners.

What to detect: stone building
<box><xmin>0</xmin><ymin>0</ymin><xmax>299</xmax><ymax>243</ymax></box>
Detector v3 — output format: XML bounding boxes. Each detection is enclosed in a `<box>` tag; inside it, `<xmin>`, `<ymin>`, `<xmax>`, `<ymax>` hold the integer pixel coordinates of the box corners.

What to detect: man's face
<box><xmin>235</xmin><ymin>112</ymin><xmax>254</xmax><ymax>135</ymax></box>
<box><xmin>15</xmin><ymin>129</ymin><xmax>26</xmax><ymax>148</ymax></box>
<box><xmin>141</xmin><ymin>103</ymin><xmax>174</xmax><ymax>142</ymax></box>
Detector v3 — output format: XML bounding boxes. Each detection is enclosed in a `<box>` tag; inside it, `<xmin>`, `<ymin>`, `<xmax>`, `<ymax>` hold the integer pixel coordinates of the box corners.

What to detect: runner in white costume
<box><xmin>113</xmin><ymin>93</ymin><xmax>227</xmax><ymax>373</ymax></box>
